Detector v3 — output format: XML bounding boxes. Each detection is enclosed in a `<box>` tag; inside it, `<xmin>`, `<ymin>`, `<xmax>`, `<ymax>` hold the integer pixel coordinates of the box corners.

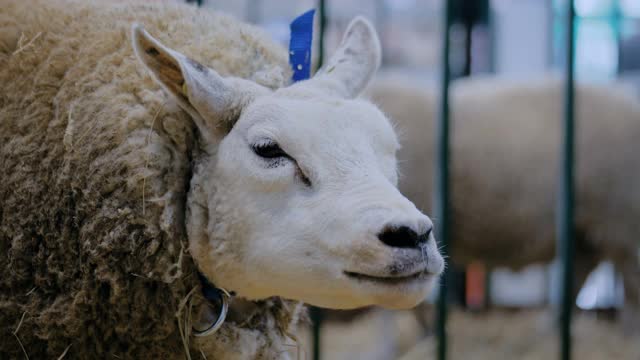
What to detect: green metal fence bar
<box><xmin>246</xmin><ymin>0</ymin><xmax>261</xmax><ymax>25</ymax></box>
<box><xmin>311</xmin><ymin>2</ymin><xmax>327</xmax><ymax>360</ymax></box>
<box><xmin>435</xmin><ymin>1</ymin><xmax>453</xmax><ymax>360</ymax></box>
<box><xmin>317</xmin><ymin>0</ymin><xmax>326</xmax><ymax>70</ymax></box>
<box><xmin>310</xmin><ymin>307</ymin><xmax>323</xmax><ymax>360</ymax></box>
<box><xmin>185</xmin><ymin>0</ymin><xmax>203</xmax><ymax>7</ymax></box>
<box><xmin>558</xmin><ymin>0</ymin><xmax>576</xmax><ymax>359</ymax></box>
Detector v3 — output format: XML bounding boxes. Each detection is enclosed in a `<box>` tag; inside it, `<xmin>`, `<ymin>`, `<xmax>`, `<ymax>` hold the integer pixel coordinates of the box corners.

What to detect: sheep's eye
<box><xmin>252</xmin><ymin>141</ymin><xmax>288</xmax><ymax>159</ymax></box>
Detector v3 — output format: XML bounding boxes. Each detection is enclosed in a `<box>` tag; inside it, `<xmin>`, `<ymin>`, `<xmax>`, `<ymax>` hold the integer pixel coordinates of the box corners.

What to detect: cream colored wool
<box><xmin>0</xmin><ymin>0</ymin><xmax>297</xmax><ymax>358</ymax></box>
<box><xmin>369</xmin><ymin>76</ymin><xmax>640</xmax><ymax>327</ymax></box>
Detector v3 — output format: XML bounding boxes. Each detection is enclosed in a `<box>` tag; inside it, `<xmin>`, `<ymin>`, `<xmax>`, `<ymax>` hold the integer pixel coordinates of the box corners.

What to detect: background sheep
<box><xmin>0</xmin><ymin>0</ymin><xmax>443</xmax><ymax>358</ymax></box>
<box><xmin>368</xmin><ymin>76</ymin><xmax>640</xmax><ymax>329</ymax></box>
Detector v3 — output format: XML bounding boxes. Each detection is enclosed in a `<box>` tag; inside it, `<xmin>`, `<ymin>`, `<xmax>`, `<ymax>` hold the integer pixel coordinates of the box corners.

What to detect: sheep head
<box><xmin>132</xmin><ymin>18</ymin><xmax>444</xmax><ymax>310</ymax></box>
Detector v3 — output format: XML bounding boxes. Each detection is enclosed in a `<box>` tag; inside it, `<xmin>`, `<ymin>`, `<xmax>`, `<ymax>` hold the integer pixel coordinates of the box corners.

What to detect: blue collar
<box><xmin>193</xmin><ymin>272</ymin><xmax>232</xmax><ymax>337</ymax></box>
<box><xmin>197</xmin><ymin>271</ymin><xmax>234</xmax><ymax>301</ymax></box>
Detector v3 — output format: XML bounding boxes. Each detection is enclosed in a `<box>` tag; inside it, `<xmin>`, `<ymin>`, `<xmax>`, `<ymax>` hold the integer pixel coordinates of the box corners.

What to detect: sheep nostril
<box><xmin>378</xmin><ymin>225</ymin><xmax>421</xmax><ymax>249</ymax></box>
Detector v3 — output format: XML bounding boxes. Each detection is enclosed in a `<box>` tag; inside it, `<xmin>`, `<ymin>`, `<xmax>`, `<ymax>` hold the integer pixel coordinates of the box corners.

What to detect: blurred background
<box><xmin>196</xmin><ymin>0</ymin><xmax>640</xmax><ymax>86</ymax></box>
<box><xmin>187</xmin><ymin>0</ymin><xmax>640</xmax><ymax>358</ymax></box>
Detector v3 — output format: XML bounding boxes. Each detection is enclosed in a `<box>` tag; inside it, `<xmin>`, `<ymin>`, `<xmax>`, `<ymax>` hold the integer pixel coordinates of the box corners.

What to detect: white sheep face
<box><xmin>132</xmin><ymin>18</ymin><xmax>444</xmax><ymax>310</ymax></box>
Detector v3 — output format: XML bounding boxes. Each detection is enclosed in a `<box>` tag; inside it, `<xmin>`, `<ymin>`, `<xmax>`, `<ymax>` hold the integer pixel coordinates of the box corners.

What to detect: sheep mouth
<box><xmin>343</xmin><ymin>270</ymin><xmax>428</xmax><ymax>285</ymax></box>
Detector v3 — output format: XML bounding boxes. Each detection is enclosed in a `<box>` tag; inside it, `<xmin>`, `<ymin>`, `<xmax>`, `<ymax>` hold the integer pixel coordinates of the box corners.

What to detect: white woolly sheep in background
<box><xmin>368</xmin><ymin>76</ymin><xmax>640</xmax><ymax>331</ymax></box>
<box><xmin>0</xmin><ymin>0</ymin><xmax>443</xmax><ymax>358</ymax></box>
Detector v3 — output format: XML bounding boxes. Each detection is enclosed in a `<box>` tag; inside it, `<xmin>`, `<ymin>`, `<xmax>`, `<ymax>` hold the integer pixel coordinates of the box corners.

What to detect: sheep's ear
<box><xmin>131</xmin><ymin>24</ymin><xmax>259</xmax><ymax>137</ymax></box>
<box><xmin>311</xmin><ymin>17</ymin><xmax>381</xmax><ymax>98</ymax></box>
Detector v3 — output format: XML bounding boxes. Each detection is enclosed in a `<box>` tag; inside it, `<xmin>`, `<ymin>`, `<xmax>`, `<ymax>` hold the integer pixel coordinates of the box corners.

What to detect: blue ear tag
<box><xmin>289</xmin><ymin>9</ymin><xmax>315</xmax><ymax>83</ymax></box>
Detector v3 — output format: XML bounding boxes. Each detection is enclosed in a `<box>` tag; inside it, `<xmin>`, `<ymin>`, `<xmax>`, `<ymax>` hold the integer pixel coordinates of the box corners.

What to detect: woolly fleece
<box><xmin>0</xmin><ymin>0</ymin><xmax>299</xmax><ymax>358</ymax></box>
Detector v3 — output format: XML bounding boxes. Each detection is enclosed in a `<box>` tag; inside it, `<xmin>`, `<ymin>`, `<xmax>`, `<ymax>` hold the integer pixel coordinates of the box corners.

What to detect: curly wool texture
<box><xmin>0</xmin><ymin>0</ymin><xmax>298</xmax><ymax>358</ymax></box>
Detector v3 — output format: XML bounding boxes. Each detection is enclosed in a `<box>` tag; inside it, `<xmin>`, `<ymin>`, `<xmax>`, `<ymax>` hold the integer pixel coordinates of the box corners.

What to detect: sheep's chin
<box><xmin>285</xmin><ymin>273</ymin><xmax>437</xmax><ymax>310</ymax></box>
<box><xmin>354</xmin><ymin>275</ymin><xmax>437</xmax><ymax>310</ymax></box>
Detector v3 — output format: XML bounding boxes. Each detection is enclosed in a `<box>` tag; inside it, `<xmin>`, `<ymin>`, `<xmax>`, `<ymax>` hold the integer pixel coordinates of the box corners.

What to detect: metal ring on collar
<box><xmin>192</xmin><ymin>287</ymin><xmax>231</xmax><ymax>337</ymax></box>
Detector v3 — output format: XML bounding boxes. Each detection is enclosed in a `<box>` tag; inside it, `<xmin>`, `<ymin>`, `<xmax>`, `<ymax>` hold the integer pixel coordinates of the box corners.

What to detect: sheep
<box><xmin>0</xmin><ymin>0</ymin><xmax>445</xmax><ymax>358</ymax></box>
<box><xmin>368</xmin><ymin>75</ymin><xmax>640</xmax><ymax>330</ymax></box>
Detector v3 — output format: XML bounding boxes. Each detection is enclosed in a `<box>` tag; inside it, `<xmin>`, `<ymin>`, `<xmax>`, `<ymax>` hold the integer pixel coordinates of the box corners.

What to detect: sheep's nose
<box><xmin>377</xmin><ymin>224</ymin><xmax>433</xmax><ymax>249</ymax></box>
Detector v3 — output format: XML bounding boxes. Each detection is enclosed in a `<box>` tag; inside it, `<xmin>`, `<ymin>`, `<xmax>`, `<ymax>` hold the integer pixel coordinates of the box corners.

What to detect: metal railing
<box><xmin>435</xmin><ymin>1</ymin><xmax>578</xmax><ymax>360</ymax></box>
<box><xmin>435</xmin><ymin>2</ymin><xmax>453</xmax><ymax>359</ymax></box>
<box><xmin>558</xmin><ymin>2</ymin><xmax>577</xmax><ymax>359</ymax></box>
<box><xmin>311</xmin><ymin>2</ymin><xmax>326</xmax><ymax>359</ymax></box>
